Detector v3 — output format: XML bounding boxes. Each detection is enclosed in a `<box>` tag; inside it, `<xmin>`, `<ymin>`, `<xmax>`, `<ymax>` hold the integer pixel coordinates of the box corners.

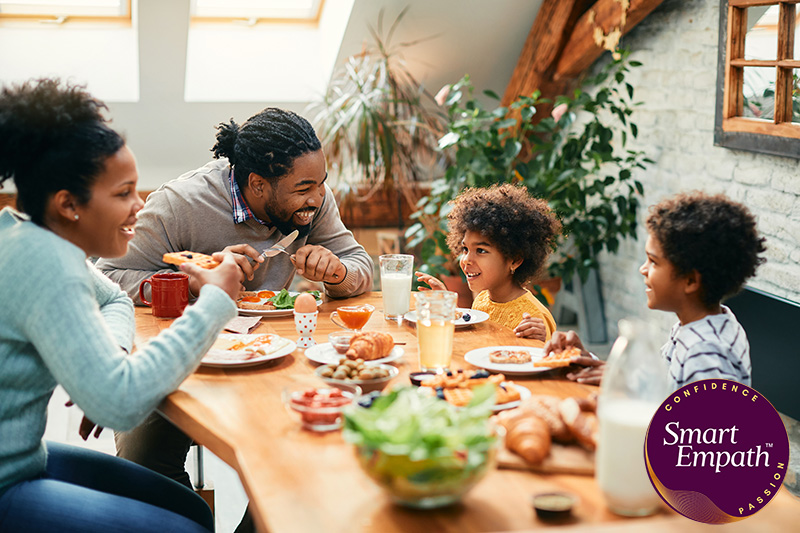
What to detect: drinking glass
<box><xmin>414</xmin><ymin>291</ymin><xmax>457</xmax><ymax>373</ymax></box>
<box><xmin>379</xmin><ymin>254</ymin><xmax>414</xmax><ymax>322</ymax></box>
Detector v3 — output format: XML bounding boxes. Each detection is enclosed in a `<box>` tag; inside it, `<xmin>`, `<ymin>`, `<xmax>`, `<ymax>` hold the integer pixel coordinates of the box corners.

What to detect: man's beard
<box><xmin>263</xmin><ymin>203</ymin><xmax>313</xmax><ymax>238</ymax></box>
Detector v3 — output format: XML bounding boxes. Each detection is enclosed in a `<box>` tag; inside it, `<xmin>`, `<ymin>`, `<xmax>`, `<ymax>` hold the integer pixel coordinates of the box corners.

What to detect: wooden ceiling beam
<box><xmin>554</xmin><ymin>0</ymin><xmax>666</xmax><ymax>80</ymax></box>
<box><xmin>501</xmin><ymin>0</ymin><xmax>594</xmax><ymax>106</ymax></box>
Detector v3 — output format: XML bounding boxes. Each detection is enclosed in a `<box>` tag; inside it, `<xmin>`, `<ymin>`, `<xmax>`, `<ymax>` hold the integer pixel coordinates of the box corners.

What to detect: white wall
<box><xmin>591</xmin><ymin>0</ymin><xmax>800</xmax><ymax>340</ymax></box>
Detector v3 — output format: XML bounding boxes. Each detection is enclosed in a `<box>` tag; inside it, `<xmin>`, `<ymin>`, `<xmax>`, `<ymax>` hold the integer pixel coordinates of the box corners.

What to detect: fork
<box><xmin>261</xmin><ymin>244</ymin><xmax>291</xmax><ymax>259</ymax></box>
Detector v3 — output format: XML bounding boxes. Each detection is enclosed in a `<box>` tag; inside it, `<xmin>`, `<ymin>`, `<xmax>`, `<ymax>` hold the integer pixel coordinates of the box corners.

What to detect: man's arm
<box><xmin>308</xmin><ymin>186</ymin><xmax>373</xmax><ymax>298</ymax></box>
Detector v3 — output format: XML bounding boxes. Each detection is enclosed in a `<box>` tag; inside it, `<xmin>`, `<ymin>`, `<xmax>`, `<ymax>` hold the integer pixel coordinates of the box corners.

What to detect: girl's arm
<box><xmin>414</xmin><ymin>271</ymin><xmax>446</xmax><ymax>291</ymax></box>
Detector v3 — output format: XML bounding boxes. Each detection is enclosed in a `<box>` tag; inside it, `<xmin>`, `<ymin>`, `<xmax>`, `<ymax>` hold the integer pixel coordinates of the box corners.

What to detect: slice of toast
<box><xmin>533</xmin><ymin>346</ymin><xmax>581</xmax><ymax>368</ymax></box>
<box><xmin>163</xmin><ymin>251</ymin><xmax>219</xmax><ymax>269</ymax></box>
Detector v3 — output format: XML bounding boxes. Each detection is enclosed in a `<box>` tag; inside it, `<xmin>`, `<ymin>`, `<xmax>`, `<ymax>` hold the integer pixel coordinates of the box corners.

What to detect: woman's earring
<box><xmin>73</xmin><ymin>214</ymin><xmax>79</xmax><ymax>221</ymax></box>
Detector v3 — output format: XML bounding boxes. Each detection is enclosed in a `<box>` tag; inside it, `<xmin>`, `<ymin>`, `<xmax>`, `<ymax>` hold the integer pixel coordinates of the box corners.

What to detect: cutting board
<box><xmin>497</xmin><ymin>442</ymin><xmax>595</xmax><ymax>476</ymax></box>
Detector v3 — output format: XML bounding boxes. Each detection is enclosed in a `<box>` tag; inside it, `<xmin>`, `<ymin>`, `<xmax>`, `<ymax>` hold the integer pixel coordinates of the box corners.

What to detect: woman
<box><xmin>0</xmin><ymin>79</ymin><xmax>241</xmax><ymax>532</ymax></box>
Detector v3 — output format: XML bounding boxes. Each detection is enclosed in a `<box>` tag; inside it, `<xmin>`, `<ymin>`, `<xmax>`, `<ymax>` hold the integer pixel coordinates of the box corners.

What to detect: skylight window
<box><xmin>190</xmin><ymin>0</ymin><xmax>322</xmax><ymax>24</ymax></box>
<box><xmin>0</xmin><ymin>0</ymin><xmax>129</xmax><ymax>19</ymax></box>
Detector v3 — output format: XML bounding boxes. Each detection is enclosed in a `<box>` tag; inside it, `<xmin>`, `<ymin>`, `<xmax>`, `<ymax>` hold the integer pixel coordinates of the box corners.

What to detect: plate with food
<box><xmin>403</xmin><ymin>308</ymin><xmax>489</xmax><ymax>328</ymax></box>
<box><xmin>201</xmin><ymin>333</ymin><xmax>296</xmax><ymax>368</ymax></box>
<box><xmin>464</xmin><ymin>345</ymin><xmax>574</xmax><ymax>375</ymax></box>
<box><xmin>419</xmin><ymin>369</ymin><xmax>531</xmax><ymax>412</ymax></box>
<box><xmin>305</xmin><ymin>343</ymin><xmax>404</xmax><ymax>367</ymax></box>
<box><xmin>236</xmin><ymin>288</ymin><xmax>322</xmax><ymax>317</ymax></box>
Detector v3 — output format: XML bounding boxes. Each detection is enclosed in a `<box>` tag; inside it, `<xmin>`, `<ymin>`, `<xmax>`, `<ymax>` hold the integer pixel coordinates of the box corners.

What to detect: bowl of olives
<box><xmin>315</xmin><ymin>358</ymin><xmax>399</xmax><ymax>393</ymax></box>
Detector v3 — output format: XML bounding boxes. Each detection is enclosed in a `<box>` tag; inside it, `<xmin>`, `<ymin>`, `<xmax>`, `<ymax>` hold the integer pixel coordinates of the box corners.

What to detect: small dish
<box><xmin>531</xmin><ymin>492</ymin><xmax>576</xmax><ymax>520</ymax></box>
<box><xmin>408</xmin><ymin>371</ymin><xmax>437</xmax><ymax>387</ymax></box>
<box><xmin>315</xmin><ymin>364</ymin><xmax>399</xmax><ymax>394</ymax></box>
<box><xmin>328</xmin><ymin>330</ymin><xmax>357</xmax><ymax>355</ymax></box>
<box><xmin>305</xmin><ymin>343</ymin><xmax>405</xmax><ymax>366</ymax></box>
<box><xmin>282</xmin><ymin>384</ymin><xmax>360</xmax><ymax>432</ymax></box>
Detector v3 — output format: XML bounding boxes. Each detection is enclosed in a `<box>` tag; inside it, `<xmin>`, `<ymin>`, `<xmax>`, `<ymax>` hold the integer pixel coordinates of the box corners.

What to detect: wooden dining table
<box><xmin>134</xmin><ymin>292</ymin><xmax>799</xmax><ymax>533</ymax></box>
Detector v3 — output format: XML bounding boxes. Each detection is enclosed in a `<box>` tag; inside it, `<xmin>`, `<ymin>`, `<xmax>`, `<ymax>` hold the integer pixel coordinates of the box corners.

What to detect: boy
<box><xmin>544</xmin><ymin>191</ymin><xmax>766</xmax><ymax>390</ymax></box>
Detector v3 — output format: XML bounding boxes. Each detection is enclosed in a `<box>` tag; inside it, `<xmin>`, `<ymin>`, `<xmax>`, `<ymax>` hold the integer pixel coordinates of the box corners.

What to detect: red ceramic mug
<box><xmin>139</xmin><ymin>272</ymin><xmax>189</xmax><ymax>318</ymax></box>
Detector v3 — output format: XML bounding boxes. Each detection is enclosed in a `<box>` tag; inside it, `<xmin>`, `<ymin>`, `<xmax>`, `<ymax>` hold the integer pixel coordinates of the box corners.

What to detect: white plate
<box><xmin>201</xmin><ymin>333</ymin><xmax>296</xmax><ymax>368</ymax></box>
<box><xmin>493</xmin><ymin>383</ymin><xmax>531</xmax><ymax>412</ymax></box>
<box><xmin>237</xmin><ymin>291</ymin><xmax>322</xmax><ymax>317</ymax></box>
<box><xmin>305</xmin><ymin>342</ymin><xmax>405</xmax><ymax>366</ymax></box>
<box><xmin>403</xmin><ymin>308</ymin><xmax>489</xmax><ymax>328</ymax></box>
<box><xmin>464</xmin><ymin>345</ymin><xmax>551</xmax><ymax>375</ymax></box>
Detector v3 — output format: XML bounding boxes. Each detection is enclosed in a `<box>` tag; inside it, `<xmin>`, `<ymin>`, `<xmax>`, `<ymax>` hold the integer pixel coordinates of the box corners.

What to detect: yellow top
<box><xmin>472</xmin><ymin>289</ymin><xmax>557</xmax><ymax>341</ymax></box>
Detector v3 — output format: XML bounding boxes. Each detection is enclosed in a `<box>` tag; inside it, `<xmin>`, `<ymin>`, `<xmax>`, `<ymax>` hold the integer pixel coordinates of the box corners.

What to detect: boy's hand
<box><xmin>543</xmin><ymin>330</ymin><xmax>590</xmax><ymax>358</ymax></box>
<box><xmin>514</xmin><ymin>313</ymin><xmax>546</xmax><ymax>341</ymax></box>
<box><xmin>566</xmin><ymin>360</ymin><xmax>605</xmax><ymax>385</ymax></box>
<box><xmin>414</xmin><ymin>271</ymin><xmax>446</xmax><ymax>291</ymax></box>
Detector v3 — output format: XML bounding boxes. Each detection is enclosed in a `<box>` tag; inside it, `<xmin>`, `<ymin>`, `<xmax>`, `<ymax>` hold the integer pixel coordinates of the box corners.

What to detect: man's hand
<box><xmin>293</xmin><ymin>245</ymin><xmax>346</xmax><ymax>284</ymax></box>
<box><xmin>514</xmin><ymin>313</ymin><xmax>546</xmax><ymax>341</ymax></box>
<box><xmin>414</xmin><ymin>271</ymin><xmax>446</xmax><ymax>291</ymax></box>
<box><xmin>187</xmin><ymin>244</ymin><xmax>262</xmax><ymax>297</ymax></box>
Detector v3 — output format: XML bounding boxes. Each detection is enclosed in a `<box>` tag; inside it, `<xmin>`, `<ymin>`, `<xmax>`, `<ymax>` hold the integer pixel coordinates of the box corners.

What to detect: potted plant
<box><xmin>406</xmin><ymin>50</ymin><xmax>651</xmax><ymax>305</ymax></box>
<box><xmin>307</xmin><ymin>8</ymin><xmax>447</xmax><ymax>228</ymax></box>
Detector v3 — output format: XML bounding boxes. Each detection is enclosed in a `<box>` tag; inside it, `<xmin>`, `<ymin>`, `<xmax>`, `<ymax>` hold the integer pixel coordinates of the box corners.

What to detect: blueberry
<box><xmin>435</xmin><ymin>386</ymin><xmax>445</xmax><ymax>400</ymax></box>
<box><xmin>462</xmin><ymin>313</ymin><xmax>471</xmax><ymax>322</ymax></box>
<box><xmin>446</xmin><ymin>370</ymin><xmax>453</xmax><ymax>377</ymax></box>
<box><xmin>357</xmin><ymin>391</ymin><xmax>381</xmax><ymax>408</ymax></box>
<box><xmin>470</xmin><ymin>370</ymin><xmax>490</xmax><ymax>379</ymax></box>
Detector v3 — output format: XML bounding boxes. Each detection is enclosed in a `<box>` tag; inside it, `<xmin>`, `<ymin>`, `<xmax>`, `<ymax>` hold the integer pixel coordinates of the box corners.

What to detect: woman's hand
<box><xmin>514</xmin><ymin>313</ymin><xmax>546</xmax><ymax>341</ymax></box>
<box><xmin>414</xmin><ymin>271</ymin><xmax>446</xmax><ymax>291</ymax></box>
<box><xmin>187</xmin><ymin>245</ymin><xmax>262</xmax><ymax>296</ymax></box>
<box><xmin>181</xmin><ymin>252</ymin><xmax>242</xmax><ymax>301</ymax></box>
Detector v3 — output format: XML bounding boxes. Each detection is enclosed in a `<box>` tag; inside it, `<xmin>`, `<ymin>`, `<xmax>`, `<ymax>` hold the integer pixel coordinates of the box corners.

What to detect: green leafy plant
<box><xmin>307</xmin><ymin>8</ymin><xmax>447</xmax><ymax>212</ymax></box>
<box><xmin>406</xmin><ymin>50</ymin><xmax>651</xmax><ymax>286</ymax></box>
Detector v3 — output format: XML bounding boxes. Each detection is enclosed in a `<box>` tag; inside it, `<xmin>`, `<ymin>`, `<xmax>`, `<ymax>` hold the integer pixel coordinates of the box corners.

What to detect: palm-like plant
<box><xmin>307</xmin><ymin>8</ymin><xmax>447</xmax><ymax>213</ymax></box>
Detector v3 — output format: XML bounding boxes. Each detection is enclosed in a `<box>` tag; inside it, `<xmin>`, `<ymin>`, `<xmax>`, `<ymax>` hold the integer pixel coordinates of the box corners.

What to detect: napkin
<box><xmin>223</xmin><ymin>316</ymin><xmax>262</xmax><ymax>334</ymax></box>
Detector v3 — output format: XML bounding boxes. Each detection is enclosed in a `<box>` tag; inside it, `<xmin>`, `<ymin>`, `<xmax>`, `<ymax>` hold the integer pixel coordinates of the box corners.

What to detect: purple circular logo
<box><xmin>645</xmin><ymin>379</ymin><xmax>789</xmax><ymax>524</ymax></box>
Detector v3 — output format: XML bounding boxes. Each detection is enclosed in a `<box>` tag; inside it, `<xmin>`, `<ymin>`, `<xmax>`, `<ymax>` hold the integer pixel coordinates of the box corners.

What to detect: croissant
<box><xmin>520</xmin><ymin>395</ymin><xmax>574</xmax><ymax>443</ymax></box>
<box><xmin>345</xmin><ymin>331</ymin><xmax>394</xmax><ymax>361</ymax></box>
<box><xmin>559</xmin><ymin>397</ymin><xmax>599</xmax><ymax>451</ymax></box>
<box><xmin>498</xmin><ymin>411</ymin><xmax>551</xmax><ymax>465</ymax></box>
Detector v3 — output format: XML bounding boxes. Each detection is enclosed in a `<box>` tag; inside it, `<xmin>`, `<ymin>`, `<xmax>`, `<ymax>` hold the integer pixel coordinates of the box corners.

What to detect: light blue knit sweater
<box><xmin>0</xmin><ymin>208</ymin><xmax>237</xmax><ymax>495</ymax></box>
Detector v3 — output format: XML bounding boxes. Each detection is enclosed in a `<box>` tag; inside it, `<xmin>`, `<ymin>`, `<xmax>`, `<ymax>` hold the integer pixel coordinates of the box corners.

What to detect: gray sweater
<box><xmin>0</xmin><ymin>208</ymin><xmax>237</xmax><ymax>495</ymax></box>
<box><xmin>97</xmin><ymin>159</ymin><xmax>373</xmax><ymax>304</ymax></box>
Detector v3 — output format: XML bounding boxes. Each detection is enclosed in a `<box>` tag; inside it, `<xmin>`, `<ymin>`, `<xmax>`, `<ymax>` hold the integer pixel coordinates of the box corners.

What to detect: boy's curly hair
<box><xmin>445</xmin><ymin>184</ymin><xmax>562</xmax><ymax>285</ymax></box>
<box><xmin>646</xmin><ymin>191</ymin><xmax>766</xmax><ymax>308</ymax></box>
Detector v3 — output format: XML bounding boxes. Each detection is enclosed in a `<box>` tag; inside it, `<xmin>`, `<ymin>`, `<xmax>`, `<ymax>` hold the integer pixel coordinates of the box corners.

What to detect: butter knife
<box><xmin>262</xmin><ymin>229</ymin><xmax>299</xmax><ymax>259</ymax></box>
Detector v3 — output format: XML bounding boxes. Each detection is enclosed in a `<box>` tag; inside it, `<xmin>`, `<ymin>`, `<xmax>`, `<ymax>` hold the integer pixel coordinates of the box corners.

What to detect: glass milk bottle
<box><xmin>596</xmin><ymin>319</ymin><xmax>669</xmax><ymax>516</ymax></box>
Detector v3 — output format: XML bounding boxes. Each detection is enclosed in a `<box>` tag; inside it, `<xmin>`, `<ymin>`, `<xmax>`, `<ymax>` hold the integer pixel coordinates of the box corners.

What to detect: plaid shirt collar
<box><xmin>229</xmin><ymin>168</ymin><xmax>270</xmax><ymax>226</ymax></box>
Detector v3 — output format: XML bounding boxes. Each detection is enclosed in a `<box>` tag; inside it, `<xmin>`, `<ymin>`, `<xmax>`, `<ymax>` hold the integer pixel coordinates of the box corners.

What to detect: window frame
<box><xmin>0</xmin><ymin>0</ymin><xmax>130</xmax><ymax>23</ymax></box>
<box><xmin>189</xmin><ymin>0</ymin><xmax>324</xmax><ymax>26</ymax></box>
<box><xmin>715</xmin><ymin>0</ymin><xmax>800</xmax><ymax>158</ymax></box>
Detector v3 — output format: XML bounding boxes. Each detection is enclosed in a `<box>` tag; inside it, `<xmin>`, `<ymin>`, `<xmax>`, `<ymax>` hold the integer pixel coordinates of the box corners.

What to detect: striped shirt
<box><xmin>661</xmin><ymin>305</ymin><xmax>751</xmax><ymax>391</ymax></box>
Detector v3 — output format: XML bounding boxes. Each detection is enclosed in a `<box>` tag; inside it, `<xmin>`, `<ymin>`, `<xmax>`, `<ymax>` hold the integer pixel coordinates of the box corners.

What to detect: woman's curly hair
<box><xmin>445</xmin><ymin>184</ymin><xmax>562</xmax><ymax>285</ymax></box>
<box><xmin>0</xmin><ymin>78</ymin><xmax>124</xmax><ymax>225</ymax></box>
<box><xmin>646</xmin><ymin>191</ymin><xmax>766</xmax><ymax>308</ymax></box>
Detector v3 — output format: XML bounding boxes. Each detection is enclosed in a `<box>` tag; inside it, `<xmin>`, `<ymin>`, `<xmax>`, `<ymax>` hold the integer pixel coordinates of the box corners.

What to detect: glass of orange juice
<box><xmin>414</xmin><ymin>291</ymin><xmax>457</xmax><ymax>373</ymax></box>
<box><xmin>330</xmin><ymin>304</ymin><xmax>375</xmax><ymax>331</ymax></box>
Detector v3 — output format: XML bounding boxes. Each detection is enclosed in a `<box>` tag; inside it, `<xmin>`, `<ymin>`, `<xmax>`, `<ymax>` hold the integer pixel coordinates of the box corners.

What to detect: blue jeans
<box><xmin>0</xmin><ymin>442</ymin><xmax>214</xmax><ymax>533</ymax></box>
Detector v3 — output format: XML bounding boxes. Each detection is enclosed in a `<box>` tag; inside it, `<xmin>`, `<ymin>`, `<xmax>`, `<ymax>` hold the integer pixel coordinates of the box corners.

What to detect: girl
<box><xmin>0</xmin><ymin>79</ymin><xmax>241</xmax><ymax>532</ymax></box>
<box><xmin>416</xmin><ymin>184</ymin><xmax>562</xmax><ymax>341</ymax></box>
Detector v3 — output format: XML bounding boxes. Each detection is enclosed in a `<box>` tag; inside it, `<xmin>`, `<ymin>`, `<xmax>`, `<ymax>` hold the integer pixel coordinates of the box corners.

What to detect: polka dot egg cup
<box><xmin>293</xmin><ymin>310</ymin><xmax>319</xmax><ymax>348</ymax></box>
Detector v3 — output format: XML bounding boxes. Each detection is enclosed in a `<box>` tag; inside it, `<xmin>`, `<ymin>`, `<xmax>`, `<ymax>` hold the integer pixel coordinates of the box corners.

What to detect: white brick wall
<box><xmin>590</xmin><ymin>0</ymin><xmax>800</xmax><ymax>339</ymax></box>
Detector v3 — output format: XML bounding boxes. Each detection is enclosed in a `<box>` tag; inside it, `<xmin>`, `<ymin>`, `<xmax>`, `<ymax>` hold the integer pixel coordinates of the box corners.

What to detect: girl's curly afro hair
<box><xmin>646</xmin><ymin>191</ymin><xmax>766</xmax><ymax>308</ymax></box>
<box><xmin>445</xmin><ymin>184</ymin><xmax>562</xmax><ymax>285</ymax></box>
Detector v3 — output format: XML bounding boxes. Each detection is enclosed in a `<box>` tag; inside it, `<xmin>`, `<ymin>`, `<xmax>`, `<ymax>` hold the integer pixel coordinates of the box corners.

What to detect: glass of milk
<box><xmin>596</xmin><ymin>319</ymin><xmax>670</xmax><ymax>516</ymax></box>
<box><xmin>379</xmin><ymin>254</ymin><xmax>414</xmax><ymax>322</ymax></box>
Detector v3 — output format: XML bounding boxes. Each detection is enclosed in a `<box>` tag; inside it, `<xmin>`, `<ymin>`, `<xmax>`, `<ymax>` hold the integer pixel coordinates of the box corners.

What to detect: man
<box><xmin>97</xmin><ymin>108</ymin><xmax>373</xmax><ymax>532</ymax></box>
<box><xmin>97</xmin><ymin>107</ymin><xmax>372</xmax><ymax>303</ymax></box>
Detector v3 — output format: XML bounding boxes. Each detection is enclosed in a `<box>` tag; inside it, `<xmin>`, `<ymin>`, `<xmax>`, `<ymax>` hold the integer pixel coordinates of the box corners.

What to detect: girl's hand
<box><xmin>514</xmin><ymin>313</ymin><xmax>546</xmax><ymax>341</ymax></box>
<box><xmin>181</xmin><ymin>252</ymin><xmax>242</xmax><ymax>301</ymax></box>
<box><xmin>414</xmin><ymin>271</ymin><xmax>446</xmax><ymax>291</ymax></box>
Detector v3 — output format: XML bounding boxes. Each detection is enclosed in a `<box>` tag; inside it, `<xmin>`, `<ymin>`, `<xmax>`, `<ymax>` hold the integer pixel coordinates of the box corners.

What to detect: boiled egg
<box><xmin>294</xmin><ymin>293</ymin><xmax>317</xmax><ymax>313</ymax></box>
